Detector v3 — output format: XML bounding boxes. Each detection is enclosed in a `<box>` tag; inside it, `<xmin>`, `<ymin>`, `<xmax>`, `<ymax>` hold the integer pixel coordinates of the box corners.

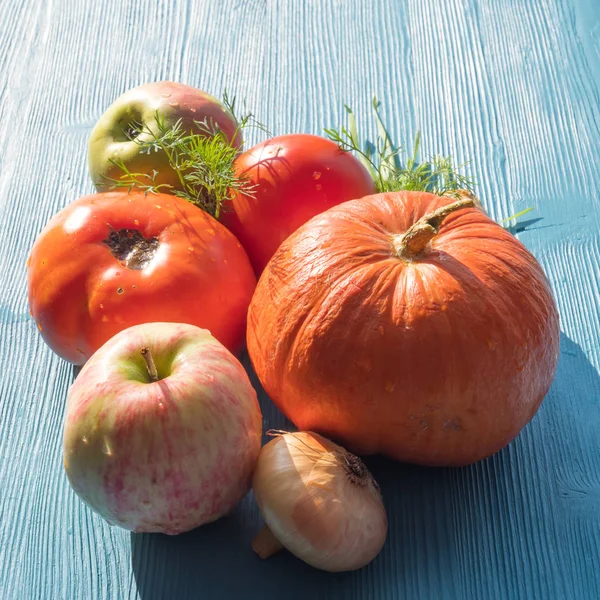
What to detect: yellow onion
<box><xmin>251</xmin><ymin>431</ymin><xmax>388</xmax><ymax>572</ymax></box>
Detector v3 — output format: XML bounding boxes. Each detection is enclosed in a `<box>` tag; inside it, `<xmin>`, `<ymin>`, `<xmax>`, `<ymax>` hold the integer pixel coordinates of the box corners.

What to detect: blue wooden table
<box><xmin>1</xmin><ymin>1</ymin><xmax>599</xmax><ymax>598</ymax></box>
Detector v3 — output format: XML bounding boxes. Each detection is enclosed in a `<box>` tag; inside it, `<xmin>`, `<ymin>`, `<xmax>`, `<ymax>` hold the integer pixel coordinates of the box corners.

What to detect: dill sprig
<box><xmin>325</xmin><ymin>98</ymin><xmax>534</xmax><ymax>227</ymax></box>
<box><xmin>324</xmin><ymin>98</ymin><xmax>475</xmax><ymax>197</ymax></box>
<box><xmin>103</xmin><ymin>93</ymin><xmax>266</xmax><ymax>219</ymax></box>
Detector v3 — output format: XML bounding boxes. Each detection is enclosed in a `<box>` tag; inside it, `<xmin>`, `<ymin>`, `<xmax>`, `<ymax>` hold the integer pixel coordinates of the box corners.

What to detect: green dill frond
<box><xmin>325</xmin><ymin>100</ymin><xmax>534</xmax><ymax>228</ymax></box>
<box><xmin>104</xmin><ymin>94</ymin><xmax>267</xmax><ymax>219</ymax></box>
<box><xmin>325</xmin><ymin>101</ymin><xmax>475</xmax><ymax>197</ymax></box>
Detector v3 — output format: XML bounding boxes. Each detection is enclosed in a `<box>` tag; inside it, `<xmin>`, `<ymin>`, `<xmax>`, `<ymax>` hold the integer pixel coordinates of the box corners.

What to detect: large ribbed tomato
<box><xmin>220</xmin><ymin>134</ymin><xmax>376</xmax><ymax>274</ymax></box>
<box><xmin>28</xmin><ymin>191</ymin><xmax>256</xmax><ymax>365</ymax></box>
<box><xmin>247</xmin><ymin>191</ymin><xmax>560</xmax><ymax>466</ymax></box>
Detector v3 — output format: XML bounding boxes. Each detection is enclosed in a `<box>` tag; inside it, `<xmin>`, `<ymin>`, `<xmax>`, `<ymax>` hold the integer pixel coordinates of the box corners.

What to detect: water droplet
<box><xmin>168</xmin><ymin>101</ymin><xmax>179</xmax><ymax>108</ymax></box>
<box><xmin>155</xmin><ymin>205</ymin><xmax>162</xmax><ymax>209</ymax></box>
<box><xmin>441</xmin><ymin>304</ymin><xmax>448</xmax><ymax>311</ymax></box>
<box><xmin>158</xmin><ymin>402</ymin><xmax>164</xmax><ymax>409</ymax></box>
<box><xmin>132</xmin><ymin>284</ymin><xmax>136</xmax><ymax>289</ymax></box>
<box><xmin>207</xmin><ymin>229</ymin><xmax>215</xmax><ymax>236</ymax></box>
<box><xmin>190</xmin><ymin>107</ymin><xmax>196</xmax><ymax>113</ymax></box>
<box><xmin>117</xmin><ymin>287</ymin><xmax>124</xmax><ymax>294</ymax></box>
<box><xmin>99</xmin><ymin>303</ymin><xmax>104</xmax><ymax>309</ymax></box>
<box><xmin>188</xmin><ymin>246</ymin><xmax>194</xmax><ymax>252</ymax></box>
<box><xmin>316</xmin><ymin>184</ymin><xmax>323</xmax><ymax>191</ymax></box>
<box><xmin>313</xmin><ymin>171</ymin><xmax>322</xmax><ymax>180</ymax></box>
<box><xmin>37</xmin><ymin>322</ymin><xmax>43</xmax><ymax>332</ymax></box>
<box><xmin>223</xmin><ymin>259</ymin><xmax>228</xmax><ymax>265</ymax></box>
<box><xmin>161</xmin><ymin>92</ymin><xmax>171</xmax><ymax>98</ymax></box>
<box><xmin>133</xmin><ymin>219</ymin><xmax>139</xmax><ymax>226</ymax></box>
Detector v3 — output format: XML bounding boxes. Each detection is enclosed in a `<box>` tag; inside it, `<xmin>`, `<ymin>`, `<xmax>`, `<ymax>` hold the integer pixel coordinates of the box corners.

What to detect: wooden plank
<box><xmin>0</xmin><ymin>0</ymin><xmax>598</xmax><ymax>598</ymax></box>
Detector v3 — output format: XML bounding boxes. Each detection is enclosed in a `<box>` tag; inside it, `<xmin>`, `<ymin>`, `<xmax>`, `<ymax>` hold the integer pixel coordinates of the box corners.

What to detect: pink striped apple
<box><xmin>63</xmin><ymin>322</ymin><xmax>262</xmax><ymax>534</ymax></box>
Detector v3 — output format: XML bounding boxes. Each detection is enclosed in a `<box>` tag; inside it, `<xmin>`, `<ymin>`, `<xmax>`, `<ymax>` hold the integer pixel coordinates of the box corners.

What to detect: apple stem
<box><xmin>140</xmin><ymin>347</ymin><xmax>159</xmax><ymax>382</ymax></box>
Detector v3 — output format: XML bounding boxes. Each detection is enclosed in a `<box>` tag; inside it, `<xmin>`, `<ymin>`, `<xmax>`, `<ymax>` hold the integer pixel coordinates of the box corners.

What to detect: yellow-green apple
<box><xmin>88</xmin><ymin>81</ymin><xmax>241</xmax><ymax>192</ymax></box>
<box><xmin>63</xmin><ymin>322</ymin><xmax>262</xmax><ymax>535</ymax></box>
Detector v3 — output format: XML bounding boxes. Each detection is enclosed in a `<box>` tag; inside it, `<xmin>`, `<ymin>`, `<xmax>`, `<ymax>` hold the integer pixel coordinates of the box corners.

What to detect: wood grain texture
<box><xmin>1</xmin><ymin>0</ymin><xmax>599</xmax><ymax>598</ymax></box>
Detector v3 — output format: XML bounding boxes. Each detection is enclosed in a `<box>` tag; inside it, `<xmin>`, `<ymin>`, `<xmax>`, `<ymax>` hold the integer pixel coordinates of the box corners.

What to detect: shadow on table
<box><xmin>131</xmin><ymin>332</ymin><xmax>600</xmax><ymax>600</ymax></box>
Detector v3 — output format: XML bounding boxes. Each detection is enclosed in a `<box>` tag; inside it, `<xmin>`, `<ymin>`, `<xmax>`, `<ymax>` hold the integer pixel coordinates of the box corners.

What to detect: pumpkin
<box><xmin>247</xmin><ymin>191</ymin><xmax>560</xmax><ymax>466</ymax></box>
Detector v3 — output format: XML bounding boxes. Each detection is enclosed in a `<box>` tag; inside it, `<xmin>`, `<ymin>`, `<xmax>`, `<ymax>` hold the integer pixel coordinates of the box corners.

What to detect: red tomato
<box><xmin>220</xmin><ymin>134</ymin><xmax>376</xmax><ymax>274</ymax></box>
<box><xmin>27</xmin><ymin>192</ymin><xmax>256</xmax><ymax>365</ymax></box>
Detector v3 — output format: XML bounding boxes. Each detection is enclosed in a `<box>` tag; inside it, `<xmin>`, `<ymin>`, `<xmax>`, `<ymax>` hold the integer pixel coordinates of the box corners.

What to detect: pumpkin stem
<box><xmin>140</xmin><ymin>347</ymin><xmax>159</xmax><ymax>382</ymax></box>
<box><xmin>393</xmin><ymin>197</ymin><xmax>475</xmax><ymax>259</ymax></box>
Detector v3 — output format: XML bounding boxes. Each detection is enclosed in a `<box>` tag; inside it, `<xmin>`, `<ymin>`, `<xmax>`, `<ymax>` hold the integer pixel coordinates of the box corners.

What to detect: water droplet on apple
<box><xmin>313</xmin><ymin>171</ymin><xmax>322</xmax><ymax>180</ymax></box>
<box><xmin>117</xmin><ymin>287</ymin><xmax>124</xmax><ymax>295</ymax></box>
<box><xmin>168</xmin><ymin>101</ymin><xmax>179</xmax><ymax>108</ymax></box>
<box><xmin>155</xmin><ymin>205</ymin><xmax>162</xmax><ymax>209</ymax></box>
<box><xmin>133</xmin><ymin>219</ymin><xmax>139</xmax><ymax>226</ymax></box>
<box><xmin>161</xmin><ymin>92</ymin><xmax>171</xmax><ymax>98</ymax></box>
<box><xmin>188</xmin><ymin>246</ymin><xmax>194</xmax><ymax>252</ymax></box>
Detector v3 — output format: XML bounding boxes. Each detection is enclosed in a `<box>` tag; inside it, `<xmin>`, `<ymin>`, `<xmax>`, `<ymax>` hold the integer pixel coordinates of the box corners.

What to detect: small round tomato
<box><xmin>27</xmin><ymin>192</ymin><xmax>256</xmax><ymax>364</ymax></box>
<box><xmin>220</xmin><ymin>134</ymin><xmax>376</xmax><ymax>274</ymax></box>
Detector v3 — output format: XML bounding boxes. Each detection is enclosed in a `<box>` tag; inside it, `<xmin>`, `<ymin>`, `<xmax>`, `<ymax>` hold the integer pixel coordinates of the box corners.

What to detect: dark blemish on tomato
<box><xmin>117</xmin><ymin>287</ymin><xmax>124</xmax><ymax>294</ymax></box>
<box><xmin>103</xmin><ymin>227</ymin><xmax>159</xmax><ymax>270</ymax></box>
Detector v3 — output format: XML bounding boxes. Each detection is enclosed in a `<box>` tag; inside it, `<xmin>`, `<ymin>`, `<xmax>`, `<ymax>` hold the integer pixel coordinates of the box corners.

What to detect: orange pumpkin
<box><xmin>247</xmin><ymin>191</ymin><xmax>560</xmax><ymax>466</ymax></box>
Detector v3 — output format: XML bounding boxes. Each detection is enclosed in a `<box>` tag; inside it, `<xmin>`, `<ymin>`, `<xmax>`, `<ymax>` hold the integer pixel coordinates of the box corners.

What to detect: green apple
<box><xmin>88</xmin><ymin>81</ymin><xmax>241</xmax><ymax>192</ymax></box>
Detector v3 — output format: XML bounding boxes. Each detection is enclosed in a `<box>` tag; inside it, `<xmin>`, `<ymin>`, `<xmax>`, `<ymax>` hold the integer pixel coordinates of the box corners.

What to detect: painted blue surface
<box><xmin>0</xmin><ymin>1</ymin><xmax>599</xmax><ymax>598</ymax></box>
